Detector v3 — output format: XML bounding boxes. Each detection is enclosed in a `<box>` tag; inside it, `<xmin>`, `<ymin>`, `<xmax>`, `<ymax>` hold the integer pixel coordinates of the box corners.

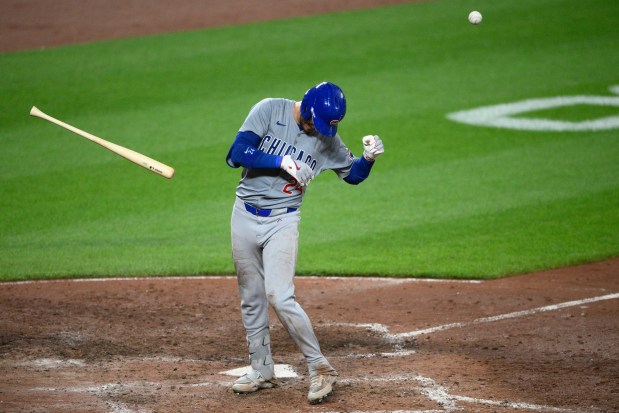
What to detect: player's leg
<box><xmin>230</xmin><ymin>199</ymin><xmax>276</xmax><ymax>392</ymax></box>
<box><xmin>262</xmin><ymin>212</ymin><xmax>337</xmax><ymax>402</ymax></box>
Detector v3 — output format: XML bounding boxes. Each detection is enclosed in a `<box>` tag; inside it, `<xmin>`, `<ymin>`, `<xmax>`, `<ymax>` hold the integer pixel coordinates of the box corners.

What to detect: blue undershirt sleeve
<box><xmin>343</xmin><ymin>155</ymin><xmax>374</xmax><ymax>185</ymax></box>
<box><xmin>226</xmin><ymin>131</ymin><xmax>282</xmax><ymax>169</ymax></box>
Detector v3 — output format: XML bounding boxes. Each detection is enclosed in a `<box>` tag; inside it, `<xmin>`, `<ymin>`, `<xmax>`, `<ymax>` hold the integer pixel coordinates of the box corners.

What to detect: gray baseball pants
<box><xmin>230</xmin><ymin>197</ymin><xmax>336</xmax><ymax>378</ymax></box>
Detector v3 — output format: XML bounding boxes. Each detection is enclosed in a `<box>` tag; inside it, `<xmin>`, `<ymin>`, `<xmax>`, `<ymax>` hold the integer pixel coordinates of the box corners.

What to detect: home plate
<box><xmin>220</xmin><ymin>364</ymin><xmax>298</xmax><ymax>378</ymax></box>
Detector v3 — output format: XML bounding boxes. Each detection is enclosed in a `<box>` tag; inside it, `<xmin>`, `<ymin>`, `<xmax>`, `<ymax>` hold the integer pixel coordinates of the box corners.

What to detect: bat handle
<box><xmin>30</xmin><ymin>106</ymin><xmax>43</xmax><ymax>117</ymax></box>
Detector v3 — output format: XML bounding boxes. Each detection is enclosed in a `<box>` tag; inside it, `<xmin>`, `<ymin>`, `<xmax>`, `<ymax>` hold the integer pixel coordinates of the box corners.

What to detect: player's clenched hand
<box><xmin>280</xmin><ymin>155</ymin><xmax>314</xmax><ymax>186</ymax></box>
<box><xmin>362</xmin><ymin>135</ymin><xmax>384</xmax><ymax>161</ymax></box>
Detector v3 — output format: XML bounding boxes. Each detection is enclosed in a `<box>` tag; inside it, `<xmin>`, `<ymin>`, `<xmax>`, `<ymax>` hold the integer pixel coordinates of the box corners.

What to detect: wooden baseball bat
<box><xmin>30</xmin><ymin>106</ymin><xmax>175</xmax><ymax>179</ymax></box>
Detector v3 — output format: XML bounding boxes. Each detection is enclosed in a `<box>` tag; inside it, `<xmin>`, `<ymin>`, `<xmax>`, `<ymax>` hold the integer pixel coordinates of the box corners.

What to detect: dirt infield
<box><xmin>1</xmin><ymin>260</ymin><xmax>618</xmax><ymax>412</ymax></box>
<box><xmin>2</xmin><ymin>1</ymin><xmax>618</xmax><ymax>412</ymax></box>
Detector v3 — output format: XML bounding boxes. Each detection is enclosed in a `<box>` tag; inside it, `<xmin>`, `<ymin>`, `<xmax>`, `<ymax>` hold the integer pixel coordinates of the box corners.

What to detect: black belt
<box><xmin>244</xmin><ymin>202</ymin><xmax>297</xmax><ymax>217</ymax></box>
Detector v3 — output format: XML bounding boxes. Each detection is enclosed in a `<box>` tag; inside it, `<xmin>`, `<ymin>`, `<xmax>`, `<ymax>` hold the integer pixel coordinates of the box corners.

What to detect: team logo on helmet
<box><xmin>330</xmin><ymin>119</ymin><xmax>340</xmax><ymax>126</ymax></box>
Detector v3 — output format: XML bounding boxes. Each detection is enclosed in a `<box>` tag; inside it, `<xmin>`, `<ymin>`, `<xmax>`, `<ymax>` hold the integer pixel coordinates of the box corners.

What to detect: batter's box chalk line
<box><xmin>330</xmin><ymin>292</ymin><xmax>619</xmax><ymax>344</ymax></box>
<box><xmin>324</xmin><ymin>322</ymin><xmax>415</xmax><ymax>358</ymax></box>
<box><xmin>327</xmin><ymin>374</ymin><xmax>579</xmax><ymax>413</ymax></box>
<box><xmin>30</xmin><ymin>372</ymin><xmax>582</xmax><ymax>413</ymax></box>
<box><xmin>218</xmin><ymin>368</ymin><xmax>578</xmax><ymax>413</ymax></box>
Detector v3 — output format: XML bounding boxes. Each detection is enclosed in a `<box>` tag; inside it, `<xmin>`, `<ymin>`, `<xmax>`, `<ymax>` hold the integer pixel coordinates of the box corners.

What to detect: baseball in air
<box><xmin>468</xmin><ymin>11</ymin><xmax>482</xmax><ymax>25</ymax></box>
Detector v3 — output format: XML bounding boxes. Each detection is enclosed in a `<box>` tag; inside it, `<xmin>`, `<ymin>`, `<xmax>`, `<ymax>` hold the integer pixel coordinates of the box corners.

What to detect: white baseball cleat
<box><xmin>307</xmin><ymin>374</ymin><xmax>337</xmax><ymax>404</ymax></box>
<box><xmin>231</xmin><ymin>369</ymin><xmax>276</xmax><ymax>394</ymax></box>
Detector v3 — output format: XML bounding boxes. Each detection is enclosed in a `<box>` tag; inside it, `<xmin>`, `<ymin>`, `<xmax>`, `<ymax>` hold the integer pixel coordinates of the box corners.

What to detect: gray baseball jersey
<box><xmin>235</xmin><ymin>98</ymin><xmax>354</xmax><ymax>209</ymax></box>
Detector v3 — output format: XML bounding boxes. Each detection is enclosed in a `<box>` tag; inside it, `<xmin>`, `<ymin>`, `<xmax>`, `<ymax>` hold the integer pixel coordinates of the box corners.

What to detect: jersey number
<box><xmin>283</xmin><ymin>178</ymin><xmax>303</xmax><ymax>195</ymax></box>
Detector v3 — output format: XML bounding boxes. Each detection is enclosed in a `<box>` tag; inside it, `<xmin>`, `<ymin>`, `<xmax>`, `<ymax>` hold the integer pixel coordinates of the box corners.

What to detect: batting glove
<box><xmin>280</xmin><ymin>155</ymin><xmax>314</xmax><ymax>186</ymax></box>
<box><xmin>362</xmin><ymin>135</ymin><xmax>384</xmax><ymax>161</ymax></box>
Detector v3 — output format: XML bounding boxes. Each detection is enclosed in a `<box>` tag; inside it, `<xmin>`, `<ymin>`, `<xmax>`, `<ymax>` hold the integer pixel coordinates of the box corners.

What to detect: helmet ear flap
<box><xmin>300</xmin><ymin>87</ymin><xmax>316</xmax><ymax>121</ymax></box>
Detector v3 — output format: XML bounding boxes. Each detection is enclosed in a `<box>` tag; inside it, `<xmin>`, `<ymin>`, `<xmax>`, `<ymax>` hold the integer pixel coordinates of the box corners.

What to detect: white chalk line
<box><xmin>31</xmin><ymin>371</ymin><xmax>577</xmax><ymax>413</ymax></box>
<box><xmin>1</xmin><ymin>275</ymin><xmax>481</xmax><ymax>286</ymax></box>
<box><xmin>399</xmin><ymin>292</ymin><xmax>619</xmax><ymax>338</ymax></box>
<box><xmin>340</xmin><ymin>349</ymin><xmax>417</xmax><ymax>359</ymax></box>
<box><xmin>327</xmin><ymin>374</ymin><xmax>576</xmax><ymax>413</ymax></box>
<box><xmin>331</xmin><ymin>293</ymin><xmax>618</xmax><ymax>344</ymax></box>
<box><xmin>17</xmin><ymin>358</ymin><xmax>86</xmax><ymax>368</ymax></box>
<box><xmin>7</xmin><ymin>355</ymin><xmax>212</xmax><ymax>369</ymax></box>
<box><xmin>32</xmin><ymin>381</ymin><xmax>159</xmax><ymax>413</ymax></box>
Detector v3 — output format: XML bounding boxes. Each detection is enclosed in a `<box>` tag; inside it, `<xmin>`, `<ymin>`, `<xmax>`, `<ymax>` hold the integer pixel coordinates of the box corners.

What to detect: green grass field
<box><xmin>1</xmin><ymin>0</ymin><xmax>618</xmax><ymax>281</ymax></box>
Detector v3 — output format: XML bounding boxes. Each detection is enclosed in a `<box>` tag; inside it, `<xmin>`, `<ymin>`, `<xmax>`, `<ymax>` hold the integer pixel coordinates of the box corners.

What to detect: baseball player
<box><xmin>225</xmin><ymin>81</ymin><xmax>384</xmax><ymax>404</ymax></box>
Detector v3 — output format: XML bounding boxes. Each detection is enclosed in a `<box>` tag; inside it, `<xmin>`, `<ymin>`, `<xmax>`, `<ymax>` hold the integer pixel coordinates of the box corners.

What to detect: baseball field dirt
<box><xmin>1</xmin><ymin>260</ymin><xmax>618</xmax><ymax>412</ymax></box>
<box><xmin>1</xmin><ymin>1</ymin><xmax>618</xmax><ymax>412</ymax></box>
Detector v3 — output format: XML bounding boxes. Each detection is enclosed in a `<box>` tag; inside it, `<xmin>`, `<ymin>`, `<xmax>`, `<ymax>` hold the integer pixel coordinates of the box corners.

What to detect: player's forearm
<box><xmin>343</xmin><ymin>156</ymin><xmax>374</xmax><ymax>185</ymax></box>
<box><xmin>227</xmin><ymin>131</ymin><xmax>282</xmax><ymax>169</ymax></box>
<box><xmin>230</xmin><ymin>144</ymin><xmax>282</xmax><ymax>169</ymax></box>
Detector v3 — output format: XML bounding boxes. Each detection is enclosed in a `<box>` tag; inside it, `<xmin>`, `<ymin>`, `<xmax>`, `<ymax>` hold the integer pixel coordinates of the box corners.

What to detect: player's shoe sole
<box><xmin>307</xmin><ymin>374</ymin><xmax>337</xmax><ymax>404</ymax></box>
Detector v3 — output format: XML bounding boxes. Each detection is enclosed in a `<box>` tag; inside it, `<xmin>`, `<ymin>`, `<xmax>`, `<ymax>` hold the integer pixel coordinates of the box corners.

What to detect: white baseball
<box><xmin>468</xmin><ymin>11</ymin><xmax>482</xmax><ymax>25</ymax></box>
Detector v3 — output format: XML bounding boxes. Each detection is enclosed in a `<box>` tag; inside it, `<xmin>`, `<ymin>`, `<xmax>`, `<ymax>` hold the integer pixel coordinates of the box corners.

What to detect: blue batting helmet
<box><xmin>300</xmin><ymin>82</ymin><xmax>346</xmax><ymax>137</ymax></box>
